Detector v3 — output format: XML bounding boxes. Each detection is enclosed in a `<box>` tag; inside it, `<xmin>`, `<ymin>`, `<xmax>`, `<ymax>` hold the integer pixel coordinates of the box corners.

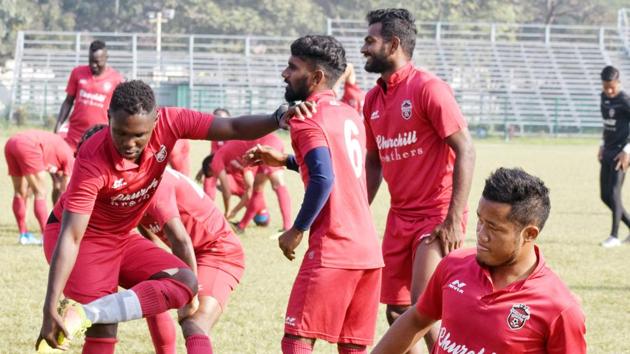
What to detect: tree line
<box><xmin>0</xmin><ymin>0</ymin><xmax>625</xmax><ymax>65</ymax></box>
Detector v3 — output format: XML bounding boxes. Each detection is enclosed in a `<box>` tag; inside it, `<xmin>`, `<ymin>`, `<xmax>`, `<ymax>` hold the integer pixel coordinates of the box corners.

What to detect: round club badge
<box><xmin>507</xmin><ymin>303</ymin><xmax>530</xmax><ymax>330</ymax></box>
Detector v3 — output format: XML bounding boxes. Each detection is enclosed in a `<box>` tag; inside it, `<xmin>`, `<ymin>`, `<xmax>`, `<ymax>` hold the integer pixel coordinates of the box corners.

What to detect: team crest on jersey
<box><xmin>103</xmin><ymin>82</ymin><xmax>113</xmax><ymax>92</ymax></box>
<box><xmin>609</xmin><ymin>108</ymin><xmax>615</xmax><ymax>118</ymax></box>
<box><xmin>507</xmin><ymin>304</ymin><xmax>530</xmax><ymax>330</ymax></box>
<box><xmin>401</xmin><ymin>99</ymin><xmax>412</xmax><ymax>120</ymax></box>
<box><xmin>155</xmin><ymin>145</ymin><xmax>168</xmax><ymax>162</ymax></box>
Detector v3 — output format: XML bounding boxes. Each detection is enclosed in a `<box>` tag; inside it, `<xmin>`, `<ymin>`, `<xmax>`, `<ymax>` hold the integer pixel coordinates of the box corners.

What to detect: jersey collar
<box><xmin>307</xmin><ymin>89</ymin><xmax>336</xmax><ymax>102</ymax></box>
<box><xmin>480</xmin><ymin>245</ymin><xmax>546</xmax><ymax>294</ymax></box>
<box><xmin>377</xmin><ymin>62</ymin><xmax>414</xmax><ymax>92</ymax></box>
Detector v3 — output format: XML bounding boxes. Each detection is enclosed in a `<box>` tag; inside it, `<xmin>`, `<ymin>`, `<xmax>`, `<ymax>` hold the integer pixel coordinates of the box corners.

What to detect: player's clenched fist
<box><xmin>278</xmin><ymin>227</ymin><xmax>304</xmax><ymax>261</ymax></box>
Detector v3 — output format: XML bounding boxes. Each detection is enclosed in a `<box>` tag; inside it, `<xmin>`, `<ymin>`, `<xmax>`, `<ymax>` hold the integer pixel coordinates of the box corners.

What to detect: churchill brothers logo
<box><xmin>401</xmin><ymin>99</ymin><xmax>412</xmax><ymax>120</ymax></box>
<box><xmin>507</xmin><ymin>304</ymin><xmax>530</xmax><ymax>330</ymax></box>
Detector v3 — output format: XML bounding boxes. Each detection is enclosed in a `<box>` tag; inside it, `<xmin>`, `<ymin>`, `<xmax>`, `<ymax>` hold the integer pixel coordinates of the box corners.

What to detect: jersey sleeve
<box><xmin>415</xmin><ymin>256</ymin><xmax>447</xmax><ymax>320</ymax></box>
<box><xmin>65</xmin><ymin>67</ymin><xmax>79</xmax><ymax>96</ymax></box>
<box><xmin>362</xmin><ymin>93</ymin><xmax>378</xmax><ymax>153</ymax></box>
<box><xmin>545</xmin><ymin>304</ymin><xmax>587</xmax><ymax>354</ymax></box>
<box><xmin>145</xmin><ymin>182</ymin><xmax>180</xmax><ymax>228</ymax></box>
<box><xmin>420</xmin><ymin>79</ymin><xmax>467</xmax><ymax>139</ymax></box>
<box><xmin>289</xmin><ymin>116</ymin><xmax>328</xmax><ymax>156</ymax></box>
<box><xmin>169</xmin><ymin>108</ymin><xmax>215</xmax><ymax>140</ymax></box>
<box><xmin>210</xmin><ymin>151</ymin><xmax>226</xmax><ymax>175</ymax></box>
<box><xmin>63</xmin><ymin>159</ymin><xmax>105</xmax><ymax>215</ymax></box>
<box><xmin>341</xmin><ymin>82</ymin><xmax>364</xmax><ymax>113</ymax></box>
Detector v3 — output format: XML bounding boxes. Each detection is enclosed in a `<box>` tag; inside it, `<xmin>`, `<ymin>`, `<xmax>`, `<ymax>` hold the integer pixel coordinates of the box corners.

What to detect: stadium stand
<box><xmin>7</xmin><ymin>9</ymin><xmax>630</xmax><ymax>136</ymax></box>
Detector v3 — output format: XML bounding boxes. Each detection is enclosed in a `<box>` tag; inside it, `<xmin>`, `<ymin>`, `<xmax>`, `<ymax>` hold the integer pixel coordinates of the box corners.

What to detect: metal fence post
<box><xmin>75</xmin><ymin>33</ymin><xmax>81</xmax><ymax>65</ymax></box>
<box><xmin>326</xmin><ymin>18</ymin><xmax>332</xmax><ymax>35</ymax></box>
<box><xmin>544</xmin><ymin>26</ymin><xmax>550</xmax><ymax>45</ymax></box>
<box><xmin>8</xmin><ymin>31</ymin><xmax>24</xmax><ymax>124</ymax></box>
<box><xmin>436</xmin><ymin>22</ymin><xmax>442</xmax><ymax>42</ymax></box>
<box><xmin>599</xmin><ymin>27</ymin><xmax>605</xmax><ymax>51</ymax></box>
<box><xmin>132</xmin><ymin>34</ymin><xmax>137</xmax><ymax>79</ymax></box>
<box><xmin>189</xmin><ymin>35</ymin><xmax>194</xmax><ymax>108</ymax></box>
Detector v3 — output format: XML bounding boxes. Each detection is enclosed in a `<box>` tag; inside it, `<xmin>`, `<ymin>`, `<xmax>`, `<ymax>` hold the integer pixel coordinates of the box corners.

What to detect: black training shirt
<box><xmin>601</xmin><ymin>90</ymin><xmax>630</xmax><ymax>152</ymax></box>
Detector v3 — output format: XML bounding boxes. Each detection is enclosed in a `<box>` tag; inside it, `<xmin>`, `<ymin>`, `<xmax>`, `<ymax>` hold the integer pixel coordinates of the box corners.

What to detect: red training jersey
<box><xmin>289</xmin><ymin>90</ymin><xmax>383</xmax><ymax>270</ymax></box>
<box><xmin>9</xmin><ymin>130</ymin><xmax>74</xmax><ymax>175</ymax></box>
<box><xmin>139</xmin><ymin>168</ymin><xmax>235</xmax><ymax>253</ymax></box>
<box><xmin>363</xmin><ymin>62</ymin><xmax>466</xmax><ymax>217</ymax></box>
<box><xmin>341</xmin><ymin>81</ymin><xmax>365</xmax><ymax>114</ymax></box>
<box><xmin>53</xmin><ymin>107</ymin><xmax>214</xmax><ymax>237</ymax></box>
<box><xmin>416</xmin><ymin>247</ymin><xmax>586</xmax><ymax>354</ymax></box>
<box><xmin>65</xmin><ymin>66</ymin><xmax>123</xmax><ymax>149</ymax></box>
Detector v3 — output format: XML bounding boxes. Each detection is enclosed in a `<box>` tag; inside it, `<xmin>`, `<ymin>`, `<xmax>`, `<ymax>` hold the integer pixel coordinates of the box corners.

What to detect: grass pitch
<box><xmin>0</xmin><ymin>132</ymin><xmax>628</xmax><ymax>353</ymax></box>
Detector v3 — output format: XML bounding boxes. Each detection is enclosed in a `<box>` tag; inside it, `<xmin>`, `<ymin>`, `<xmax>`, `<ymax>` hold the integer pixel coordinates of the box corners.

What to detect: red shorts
<box><xmin>43</xmin><ymin>221</ymin><xmax>188</xmax><ymax>304</ymax></box>
<box><xmin>380</xmin><ymin>211</ymin><xmax>466</xmax><ymax>305</ymax></box>
<box><xmin>285</xmin><ymin>266</ymin><xmax>381</xmax><ymax>345</ymax></box>
<box><xmin>4</xmin><ymin>136</ymin><xmax>46</xmax><ymax>176</ymax></box>
<box><xmin>195</xmin><ymin>232</ymin><xmax>245</xmax><ymax>309</ymax></box>
<box><xmin>257</xmin><ymin>164</ymin><xmax>283</xmax><ymax>176</ymax></box>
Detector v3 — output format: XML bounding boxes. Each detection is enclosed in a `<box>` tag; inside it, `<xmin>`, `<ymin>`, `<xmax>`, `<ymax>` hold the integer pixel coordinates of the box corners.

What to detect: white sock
<box><xmin>83</xmin><ymin>289</ymin><xmax>143</xmax><ymax>324</ymax></box>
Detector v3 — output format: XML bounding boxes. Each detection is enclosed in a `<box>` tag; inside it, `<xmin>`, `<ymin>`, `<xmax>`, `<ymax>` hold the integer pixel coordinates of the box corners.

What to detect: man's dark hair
<box><xmin>89</xmin><ymin>40</ymin><xmax>107</xmax><ymax>53</ymax></box>
<box><xmin>601</xmin><ymin>65</ymin><xmax>620</xmax><ymax>81</ymax></box>
<box><xmin>482</xmin><ymin>167</ymin><xmax>551</xmax><ymax>230</ymax></box>
<box><xmin>366</xmin><ymin>8</ymin><xmax>417</xmax><ymax>58</ymax></box>
<box><xmin>213</xmin><ymin>107</ymin><xmax>230</xmax><ymax>116</ymax></box>
<box><xmin>109</xmin><ymin>80</ymin><xmax>156</xmax><ymax>115</ymax></box>
<box><xmin>290</xmin><ymin>35</ymin><xmax>347</xmax><ymax>85</ymax></box>
<box><xmin>202</xmin><ymin>154</ymin><xmax>215</xmax><ymax>176</ymax></box>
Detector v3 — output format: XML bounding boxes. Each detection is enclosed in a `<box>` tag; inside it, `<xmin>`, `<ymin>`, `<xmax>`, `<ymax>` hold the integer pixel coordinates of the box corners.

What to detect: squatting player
<box><xmin>598</xmin><ymin>65</ymin><xmax>630</xmax><ymax>248</ymax></box>
<box><xmin>361</xmin><ymin>8</ymin><xmax>475</xmax><ymax>352</ymax></box>
<box><xmin>4</xmin><ymin>130</ymin><xmax>74</xmax><ymax>245</ymax></box>
<box><xmin>247</xmin><ymin>35</ymin><xmax>383</xmax><ymax>354</ymax></box>
<box><xmin>199</xmin><ymin>108</ymin><xmax>231</xmax><ymax>199</ymax></box>
<box><xmin>138</xmin><ymin>167</ymin><xmax>245</xmax><ymax>353</ymax></box>
<box><xmin>372</xmin><ymin>168</ymin><xmax>586</xmax><ymax>354</ymax></box>
<box><xmin>36</xmin><ymin>80</ymin><xmax>303</xmax><ymax>353</ymax></box>
<box><xmin>54</xmin><ymin>40</ymin><xmax>123</xmax><ymax>151</ymax></box>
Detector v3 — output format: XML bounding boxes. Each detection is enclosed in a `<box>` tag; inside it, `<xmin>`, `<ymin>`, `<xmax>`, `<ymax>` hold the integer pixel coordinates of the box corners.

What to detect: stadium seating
<box><xmin>8</xmin><ymin>16</ymin><xmax>630</xmax><ymax>135</ymax></box>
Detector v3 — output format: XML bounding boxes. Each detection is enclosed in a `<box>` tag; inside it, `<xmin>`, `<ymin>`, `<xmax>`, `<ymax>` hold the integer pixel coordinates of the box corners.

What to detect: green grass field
<box><xmin>0</xmin><ymin>132</ymin><xmax>629</xmax><ymax>353</ymax></box>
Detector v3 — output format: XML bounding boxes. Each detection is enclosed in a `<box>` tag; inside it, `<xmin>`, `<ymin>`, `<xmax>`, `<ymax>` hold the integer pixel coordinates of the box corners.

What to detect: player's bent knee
<box><xmin>150</xmin><ymin>267</ymin><xmax>199</xmax><ymax>295</ymax></box>
<box><xmin>385</xmin><ymin>304</ymin><xmax>410</xmax><ymax>325</ymax></box>
<box><xmin>85</xmin><ymin>323</ymin><xmax>118</xmax><ymax>338</ymax></box>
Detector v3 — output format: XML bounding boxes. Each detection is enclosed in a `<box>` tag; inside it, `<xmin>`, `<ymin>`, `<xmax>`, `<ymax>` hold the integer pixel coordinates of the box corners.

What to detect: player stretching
<box><xmin>598</xmin><ymin>65</ymin><xmax>630</xmax><ymax>247</ymax></box>
<box><xmin>4</xmin><ymin>130</ymin><xmax>74</xmax><ymax>245</ymax></box>
<box><xmin>247</xmin><ymin>35</ymin><xmax>383</xmax><ymax>354</ymax></box>
<box><xmin>36</xmin><ymin>80</ymin><xmax>303</xmax><ymax>353</ymax></box>
<box><xmin>361</xmin><ymin>8</ymin><xmax>475</xmax><ymax>352</ymax></box>
<box><xmin>372</xmin><ymin>168</ymin><xmax>586</xmax><ymax>354</ymax></box>
<box><xmin>54</xmin><ymin>40</ymin><xmax>123</xmax><ymax>151</ymax></box>
<box><xmin>138</xmin><ymin>167</ymin><xmax>245</xmax><ymax>354</ymax></box>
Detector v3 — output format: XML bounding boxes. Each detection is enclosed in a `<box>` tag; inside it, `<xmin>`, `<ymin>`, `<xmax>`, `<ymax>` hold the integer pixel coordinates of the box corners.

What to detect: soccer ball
<box><xmin>254</xmin><ymin>210</ymin><xmax>270</xmax><ymax>226</ymax></box>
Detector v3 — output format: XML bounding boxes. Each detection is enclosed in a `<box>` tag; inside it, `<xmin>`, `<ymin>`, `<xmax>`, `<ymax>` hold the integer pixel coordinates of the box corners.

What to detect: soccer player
<box><xmin>36</xmin><ymin>79</ymin><xmax>300</xmax><ymax>353</ymax></box>
<box><xmin>372</xmin><ymin>168</ymin><xmax>587</xmax><ymax>354</ymax></box>
<box><xmin>334</xmin><ymin>63</ymin><xmax>365</xmax><ymax>113</ymax></box>
<box><xmin>247</xmin><ymin>35</ymin><xmax>383</xmax><ymax>354</ymax></box>
<box><xmin>54</xmin><ymin>40</ymin><xmax>124</xmax><ymax>151</ymax></box>
<box><xmin>4</xmin><ymin>130</ymin><xmax>74</xmax><ymax>245</ymax></box>
<box><xmin>198</xmin><ymin>108</ymin><xmax>231</xmax><ymax>199</ymax></box>
<box><xmin>597</xmin><ymin>65</ymin><xmax>630</xmax><ymax>247</ymax></box>
<box><xmin>168</xmin><ymin>139</ymin><xmax>191</xmax><ymax>176</ymax></box>
<box><xmin>138</xmin><ymin>167</ymin><xmax>245</xmax><ymax>354</ymax></box>
<box><xmin>361</xmin><ymin>8</ymin><xmax>475</xmax><ymax>352</ymax></box>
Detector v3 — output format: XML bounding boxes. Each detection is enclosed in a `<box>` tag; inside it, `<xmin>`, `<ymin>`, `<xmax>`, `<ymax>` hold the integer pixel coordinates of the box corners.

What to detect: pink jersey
<box><xmin>363</xmin><ymin>63</ymin><xmax>466</xmax><ymax>217</ymax></box>
<box><xmin>6</xmin><ymin>130</ymin><xmax>74</xmax><ymax>175</ymax></box>
<box><xmin>341</xmin><ymin>81</ymin><xmax>365</xmax><ymax>113</ymax></box>
<box><xmin>65</xmin><ymin>66</ymin><xmax>123</xmax><ymax>149</ymax></box>
<box><xmin>416</xmin><ymin>247</ymin><xmax>586</xmax><ymax>354</ymax></box>
<box><xmin>53</xmin><ymin>107</ymin><xmax>214</xmax><ymax>237</ymax></box>
<box><xmin>139</xmin><ymin>168</ymin><xmax>234</xmax><ymax>251</ymax></box>
<box><xmin>289</xmin><ymin>90</ymin><xmax>383</xmax><ymax>270</ymax></box>
<box><xmin>210</xmin><ymin>133</ymin><xmax>283</xmax><ymax>176</ymax></box>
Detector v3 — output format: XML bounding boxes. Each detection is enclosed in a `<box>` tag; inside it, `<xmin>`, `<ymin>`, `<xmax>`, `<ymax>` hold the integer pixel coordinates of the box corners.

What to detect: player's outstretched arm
<box><xmin>243</xmin><ymin>144</ymin><xmax>290</xmax><ymax>168</ymax></box>
<box><xmin>365</xmin><ymin>149</ymin><xmax>383</xmax><ymax>204</ymax></box>
<box><xmin>37</xmin><ymin>211</ymin><xmax>89</xmax><ymax>349</ymax></box>
<box><xmin>371</xmin><ymin>307</ymin><xmax>435</xmax><ymax>354</ymax></box>
<box><xmin>54</xmin><ymin>95</ymin><xmax>75</xmax><ymax>133</ymax></box>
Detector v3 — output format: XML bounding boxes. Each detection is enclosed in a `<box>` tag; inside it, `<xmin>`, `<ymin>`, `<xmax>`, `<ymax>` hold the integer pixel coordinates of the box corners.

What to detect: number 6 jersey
<box><xmin>289</xmin><ymin>90</ymin><xmax>384</xmax><ymax>270</ymax></box>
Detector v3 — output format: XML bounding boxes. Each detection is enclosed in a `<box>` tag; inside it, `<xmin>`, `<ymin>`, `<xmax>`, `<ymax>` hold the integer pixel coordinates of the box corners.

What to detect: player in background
<box><xmin>138</xmin><ymin>167</ymin><xmax>245</xmax><ymax>354</ymax></box>
<box><xmin>36</xmin><ymin>80</ymin><xmax>308</xmax><ymax>353</ymax></box>
<box><xmin>246</xmin><ymin>35</ymin><xmax>383</xmax><ymax>354</ymax></box>
<box><xmin>54</xmin><ymin>40</ymin><xmax>123</xmax><ymax>151</ymax></box>
<box><xmin>168</xmin><ymin>139</ymin><xmax>191</xmax><ymax>176</ymax></box>
<box><xmin>372</xmin><ymin>168</ymin><xmax>586</xmax><ymax>354</ymax></box>
<box><xmin>197</xmin><ymin>108</ymin><xmax>231</xmax><ymax>199</ymax></box>
<box><xmin>4</xmin><ymin>130</ymin><xmax>74</xmax><ymax>245</ymax></box>
<box><xmin>597</xmin><ymin>65</ymin><xmax>630</xmax><ymax>247</ymax></box>
<box><xmin>361</xmin><ymin>8</ymin><xmax>475</xmax><ymax>352</ymax></box>
<box><xmin>334</xmin><ymin>62</ymin><xmax>365</xmax><ymax>113</ymax></box>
